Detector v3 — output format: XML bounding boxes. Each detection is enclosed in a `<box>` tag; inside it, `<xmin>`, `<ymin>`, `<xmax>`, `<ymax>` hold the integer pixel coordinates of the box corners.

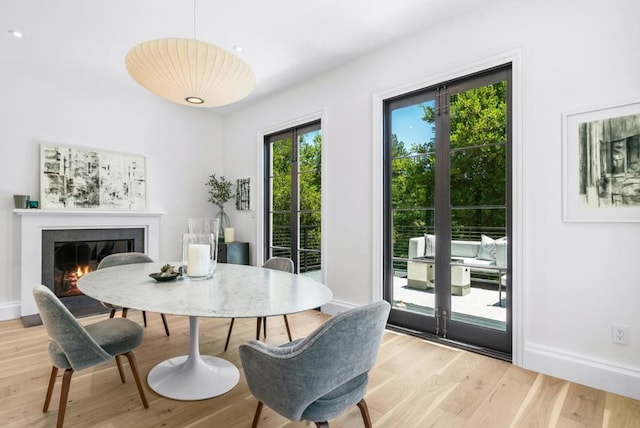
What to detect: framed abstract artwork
<box><xmin>563</xmin><ymin>101</ymin><xmax>640</xmax><ymax>222</ymax></box>
<box><xmin>40</xmin><ymin>143</ymin><xmax>147</xmax><ymax>210</ymax></box>
<box><xmin>236</xmin><ymin>177</ymin><xmax>251</xmax><ymax>210</ymax></box>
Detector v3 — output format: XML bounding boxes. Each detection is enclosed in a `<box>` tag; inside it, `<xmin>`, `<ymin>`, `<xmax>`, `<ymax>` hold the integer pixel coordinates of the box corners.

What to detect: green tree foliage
<box><xmin>270</xmin><ymin>131</ymin><xmax>322</xmax><ymax>269</ymax></box>
<box><xmin>392</xmin><ymin>81</ymin><xmax>507</xmax><ymax>259</ymax></box>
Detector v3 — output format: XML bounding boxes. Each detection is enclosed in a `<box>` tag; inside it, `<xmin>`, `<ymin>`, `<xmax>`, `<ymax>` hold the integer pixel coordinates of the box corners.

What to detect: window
<box><xmin>264</xmin><ymin>120</ymin><xmax>321</xmax><ymax>275</ymax></box>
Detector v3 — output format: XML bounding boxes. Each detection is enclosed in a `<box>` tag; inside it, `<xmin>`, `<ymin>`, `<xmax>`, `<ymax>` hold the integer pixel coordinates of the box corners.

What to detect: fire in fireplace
<box><xmin>42</xmin><ymin>228</ymin><xmax>145</xmax><ymax>317</ymax></box>
<box><xmin>53</xmin><ymin>239</ymin><xmax>134</xmax><ymax>298</ymax></box>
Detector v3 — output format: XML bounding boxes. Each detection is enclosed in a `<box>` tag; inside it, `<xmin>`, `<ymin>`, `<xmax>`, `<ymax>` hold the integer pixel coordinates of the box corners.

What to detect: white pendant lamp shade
<box><xmin>125</xmin><ymin>38</ymin><xmax>256</xmax><ymax>108</ymax></box>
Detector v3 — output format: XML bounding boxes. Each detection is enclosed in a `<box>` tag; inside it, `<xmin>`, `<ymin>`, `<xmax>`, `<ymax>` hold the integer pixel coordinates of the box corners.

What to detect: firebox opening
<box><xmin>40</xmin><ymin>228</ymin><xmax>145</xmax><ymax>320</ymax></box>
<box><xmin>53</xmin><ymin>238</ymin><xmax>135</xmax><ymax>299</ymax></box>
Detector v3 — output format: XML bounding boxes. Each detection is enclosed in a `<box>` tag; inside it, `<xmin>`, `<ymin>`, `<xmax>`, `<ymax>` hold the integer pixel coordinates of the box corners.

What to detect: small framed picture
<box><xmin>563</xmin><ymin>101</ymin><xmax>640</xmax><ymax>222</ymax></box>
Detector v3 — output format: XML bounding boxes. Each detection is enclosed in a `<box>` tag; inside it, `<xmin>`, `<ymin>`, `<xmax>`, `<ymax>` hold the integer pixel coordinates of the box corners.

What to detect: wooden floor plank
<box><xmin>0</xmin><ymin>311</ymin><xmax>638</xmax><ymax>427</ymax></box>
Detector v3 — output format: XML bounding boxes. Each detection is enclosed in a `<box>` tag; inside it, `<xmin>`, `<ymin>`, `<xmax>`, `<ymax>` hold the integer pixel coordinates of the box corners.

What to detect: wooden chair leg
<box><xmin>357</xmin><ymin>399</ymin><xmax>372</xmax><ymax>428</ymax></box>
<box><xmin>115</xmin><ymin>355</ymin><xmax>126</xmax><ymax>383</ymax></box>
<box><xmin>56</xmin><ymin>368</ymin><xmax>74</xmax><ymax>428</ymax></box>
<box><xmin>251</xmin><ymin>401</ymin><xmax>264</xmax><ymax>428</ymax></box>
<box><xmin>123</xmin><ymin>351</ymin><xmax>149</xmax><ymax>409</ymax></box>
<box><xmin>43</xmin><ymin>366</ymin><xmax>58</xmax><ymax>412</ymax></box>
<box><xmin>283</xmin><ymin>314</ymin><xmax>292</xmax><ymax>342</ymax></box>
<box><xmin>109</xmin><ymin>309</ymin><xmax>116</xmax><ymax>318</ymax></box>
<box><xmin>142</xmin><ymin>311</ymin><xmax>147</xmax><ymax>327</ymax></box>
<box><xmin>161</xmin><ymin>313</ymin><xmax>170</xmax><ymax>336</ymax></box>
<box><xmin>262</xmin><ymin>317</ymin><xmax>267</xmax><ymax>338</ymax></box>
<box><xmin>122</xmin><ymin>308</ymin><xmax>129</xmax><ymax>318</ymax></box>
<box><xmin>224</xmin><ymin>318</ymin><xmax>235</xmax><ymax>352</ymax></box>
<box><xmin>256</xmin><ymin>317</ymin><xmax>262</xmax><ymax>340</ymax></box>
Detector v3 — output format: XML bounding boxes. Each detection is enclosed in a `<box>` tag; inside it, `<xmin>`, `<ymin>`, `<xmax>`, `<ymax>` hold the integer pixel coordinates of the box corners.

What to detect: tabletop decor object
<box><xmin>149</xmin><ymin>264</ymin><xmax>180</xmax><ymax>282</ymax></box>
<box><xmin>13</xmin><ymin>194</ymin><xmax>30</xmax><ymax>209</ymax></box>
<box><xmin>206</xmin><ymin>174</ymin><xmax>233</xmax><ymax>239</ymax></box>
<box><xmin>182</xmin><ymin>233</ymin><xmax>217</xmax><ymax>279</ymax></box>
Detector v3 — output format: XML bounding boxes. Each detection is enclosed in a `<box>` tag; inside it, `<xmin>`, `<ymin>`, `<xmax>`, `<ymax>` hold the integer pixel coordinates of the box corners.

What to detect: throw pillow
<box><xmin>424</xmin><ymin>234</ymin><xmax>436</xmax><ymax>257</ymax></box>
<box><xmin>477</xmin><ymin>234</ymin><xmax>496</xmax><ymax>261</ymax></box>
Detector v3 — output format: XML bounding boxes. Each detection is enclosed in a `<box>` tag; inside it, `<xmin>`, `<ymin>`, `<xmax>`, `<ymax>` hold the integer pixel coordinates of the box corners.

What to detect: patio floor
<box><xmin>393</xmin><ymin>276</ymin><xmax>507</xmax><ymax>330</ymax></box>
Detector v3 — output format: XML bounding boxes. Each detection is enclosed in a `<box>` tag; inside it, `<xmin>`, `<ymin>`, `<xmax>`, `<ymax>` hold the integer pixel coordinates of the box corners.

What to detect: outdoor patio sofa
<box><xmin>407</xmin><ymin>234</ymin><xmax>507</xmax><ymax>295</ymax></box>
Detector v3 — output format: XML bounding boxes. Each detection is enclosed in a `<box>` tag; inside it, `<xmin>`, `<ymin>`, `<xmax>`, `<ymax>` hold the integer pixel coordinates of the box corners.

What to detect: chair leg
<box><xmin>122</xmin><ymin>308</ymin><xmax>129</xmax><ymax>318</ymax></box>
<box><xmin>56</xmin><ymin>368</ymin><xmax>74</xmax><ymax>428</ymax></box>
<box><xmin>251</xmin><ymin>401</ymin><xmax>264</xmax><ymax>428</ymax></box>
<box><xmin>109</xmin><ymin>309</ymin><xmax>116</xmax><ymax>318</ymax></box>
<box><xmin>255</xmin><ymin>317</ymin><xmax>262</xmax><ymax>340</ymax></box>
<box><xmin>357</xmin><ymin>399</ymin><xmax>373</xmax><ymax>428</ymax></box>
<box><xmin>43</xmin><ymin>366</ymin><xmax>58</xmax><ymax>412</ymax></box>
<box><xmin>224</xmin><ymin>318</ymin><xmax>235</xmax><ymax>352</ymax></box>
<box><xmin>161</xmin><ymin>313</ymin><xmax>170</xmax><ymax>336</ymax></box>
<box><xmin>115</xmin><ymin>355</ymin><xmax>126</xmax><ymax>383</ymax></box>
<box><xmin>142</xmin><ymin>311</ymin><xmax>147</xmax><ymax>327</ymax></box>
<box><xmin>283</xmin><ymin>314</ymin><xmax>292</xmax><ymax>342</ymax></box>
<box><xmin>123</xmin><ymin>351</ymin><xmax>149</xmax><ymax>409</ymax></box>
<box><xmin>315</xmin><ymin>422</ymin><xmax>329</xmax><ymax>428</ymax></box>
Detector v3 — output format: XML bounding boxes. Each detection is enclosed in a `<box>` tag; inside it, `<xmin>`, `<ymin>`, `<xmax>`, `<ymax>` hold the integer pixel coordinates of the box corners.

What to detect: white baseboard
<box><xmin>0</xmin><ymin>302</ymin><xmax>21</xmax><ymax>321</ymax></box>
<box><xmin>321</xmin><ymin>299</ymin><xmax>358</xmax><ymax>316</ymax></box>
<box><xmin>524</xmin><ymin>343</ymin><xmax>640</xmax><ymax>400</ymax></box>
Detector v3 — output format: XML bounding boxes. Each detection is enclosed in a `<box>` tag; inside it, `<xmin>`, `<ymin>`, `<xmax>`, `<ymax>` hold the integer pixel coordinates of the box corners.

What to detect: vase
<box><xmin>215</xmin><ymin>210</ymin><xmax>230</xmax><ymax>242</ymax></box>
<box><xmin>182</xmin><ymin>233</ymin><xmax>217</xmax><ymax>279</ymax></box>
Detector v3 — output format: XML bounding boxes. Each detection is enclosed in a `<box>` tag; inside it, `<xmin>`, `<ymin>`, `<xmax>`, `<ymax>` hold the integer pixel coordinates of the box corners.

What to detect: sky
<box><xmin>391</xmin><ymin>103</ymin><xmax>434</xmax><ymax>148</ymax></box>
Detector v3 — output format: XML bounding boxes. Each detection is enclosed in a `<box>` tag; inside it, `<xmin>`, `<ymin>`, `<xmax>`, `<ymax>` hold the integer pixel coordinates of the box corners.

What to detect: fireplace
<box><xmin>14</xmin><ymin>209</ymin><xmax>162</xmax><ymax>324</ymax></box>
<box><xmin>39</xmin><ymin>228</ymin><xmax>145</xmax><ymax>319</ymax></box>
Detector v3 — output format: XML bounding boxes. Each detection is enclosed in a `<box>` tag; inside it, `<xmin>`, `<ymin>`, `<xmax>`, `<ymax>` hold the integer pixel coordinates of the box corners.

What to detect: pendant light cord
<box><xmin>193</xmin><ymin>0</ymin><xmax>197</xmax><ymax>40</ymax></box>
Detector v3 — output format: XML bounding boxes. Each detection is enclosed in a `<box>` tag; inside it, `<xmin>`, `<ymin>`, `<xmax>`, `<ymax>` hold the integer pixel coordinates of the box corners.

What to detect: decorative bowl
<box><xmin>149</xmin><ymin>272</ymin><xmax>179</xmax><ymax>282</ymax></box>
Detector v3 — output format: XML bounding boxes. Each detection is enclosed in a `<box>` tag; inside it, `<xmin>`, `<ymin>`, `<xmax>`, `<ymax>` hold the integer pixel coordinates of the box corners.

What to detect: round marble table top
<box><xmin>78</xmin><ymin>262</ymin><xmax>333</xmax><ymax>318</ymax></box>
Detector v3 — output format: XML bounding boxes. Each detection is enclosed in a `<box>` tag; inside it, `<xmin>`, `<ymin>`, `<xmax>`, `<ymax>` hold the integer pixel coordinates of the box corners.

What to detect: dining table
<box><xmin>77</xmin><ymin>261</ymin><xmax>333</xmax><ymax>401</ymax></box>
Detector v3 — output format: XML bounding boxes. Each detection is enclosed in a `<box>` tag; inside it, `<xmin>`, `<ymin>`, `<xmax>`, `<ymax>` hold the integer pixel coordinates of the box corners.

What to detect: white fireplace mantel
<box><xmin>14</xmin><ymin>209</ymin><xmax>163</xmax><ymax>317</ymax></box>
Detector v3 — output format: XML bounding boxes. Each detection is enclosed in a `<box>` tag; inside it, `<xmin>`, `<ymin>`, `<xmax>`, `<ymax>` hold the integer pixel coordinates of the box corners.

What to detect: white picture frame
<box><xmin>40</xmin><ymin>143</ymin><xmax>147</xmax><ymax>210</ymax></box>
<box><xmin>563</xmin><ymin>101</ymin><xmax>640</xmax><ymax>222</ymax></box>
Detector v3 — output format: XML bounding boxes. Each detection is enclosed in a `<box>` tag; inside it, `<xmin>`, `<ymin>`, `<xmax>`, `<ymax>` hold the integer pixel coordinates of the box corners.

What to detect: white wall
<box><xmin>0</xmin><ymin>66</ymin><xmax>225</xmax><ymax>318</ymax></box>
<box><xmin>222</xmin><ymin>0</ymin><xmax>640</xmax><ymax>399</ymax></box>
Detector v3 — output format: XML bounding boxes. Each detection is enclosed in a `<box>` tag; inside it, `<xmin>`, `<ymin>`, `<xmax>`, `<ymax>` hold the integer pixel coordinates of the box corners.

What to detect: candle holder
<box><xmin>182</xmin><ymin>233</ymin><xmax>217</xmax><ymax>280</ymax></box>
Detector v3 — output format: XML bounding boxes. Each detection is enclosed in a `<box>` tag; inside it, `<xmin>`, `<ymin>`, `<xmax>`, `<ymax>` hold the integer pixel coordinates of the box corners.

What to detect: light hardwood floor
<box><xmin>1</xmin><ymin>310</ymin><xmax>638</xmax><ymax>427</ymax></box>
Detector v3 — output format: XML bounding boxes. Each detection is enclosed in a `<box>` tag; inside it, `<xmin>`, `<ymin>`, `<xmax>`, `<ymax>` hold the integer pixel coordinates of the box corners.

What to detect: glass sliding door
<box><xmin>384</xmin><ymin>65</ymin><xmax>512</xmax><ymax>357</ymax></box>
<box><xmin>265</xmin><ymin>121</ymin><xmax>321</xmax><ymax>278</ymax></box>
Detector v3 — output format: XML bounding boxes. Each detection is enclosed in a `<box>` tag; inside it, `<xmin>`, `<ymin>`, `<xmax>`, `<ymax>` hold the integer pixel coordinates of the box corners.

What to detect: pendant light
<box><xmin>125</xmin><ymin>2</ymin><xmax>255</xmax><ymax>108</ymax></box>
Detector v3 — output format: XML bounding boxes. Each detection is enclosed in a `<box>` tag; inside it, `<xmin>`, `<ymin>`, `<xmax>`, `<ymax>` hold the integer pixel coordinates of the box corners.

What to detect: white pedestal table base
<box><xmin>147</xmin><ymin>316</ymin><xmax>239</xmax><ymax>400</ymax></box>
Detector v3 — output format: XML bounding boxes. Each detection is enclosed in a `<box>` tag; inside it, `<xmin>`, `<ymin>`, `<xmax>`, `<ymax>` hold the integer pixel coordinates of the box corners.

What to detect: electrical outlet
<box><xmin>612</xmin><ymin>324</ymin><xmax>629</xmax><ymax>345</ymax></box>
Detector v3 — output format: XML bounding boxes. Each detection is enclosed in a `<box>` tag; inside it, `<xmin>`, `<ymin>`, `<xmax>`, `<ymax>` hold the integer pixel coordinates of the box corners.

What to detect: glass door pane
<box><xmin>298</xmin><ymin>127</ymin><xmax>322</xmax><ymax>279</ymax></box>
<box><xmin>268</xmin><ymin>134</ymin><xmax>292</xmax><ymax>259</ymax></box>
<box><xmin>388</xmin><ymin>98</ymin><xmax>438</xmax><ymax>322</ymax></box>
<box><xmin>447</xmin><ymin>80</ymin><xmax>508</xmax><ymax>332</ymax></box>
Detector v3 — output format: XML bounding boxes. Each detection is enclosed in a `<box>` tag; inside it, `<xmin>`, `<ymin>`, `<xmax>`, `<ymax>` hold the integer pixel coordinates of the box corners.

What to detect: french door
<box><xmin>264</xmin><ymin>121</ymin><xmax>322</xmax><ymax>276</ymax></box>
<box><xmin>383</xmin><ymin>65</ymin><xmax>512</xmax><ymax>357</ymax></box>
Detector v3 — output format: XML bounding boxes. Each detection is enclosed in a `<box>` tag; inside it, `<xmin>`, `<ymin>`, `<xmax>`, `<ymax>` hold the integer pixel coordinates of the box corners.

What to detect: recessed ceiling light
<box><xmin>8</xmin><ymin>29</ymin><xmax>25</xmax><ymax>39</ymax></box>
<box><xmin>233</xmin><ymin>45</ymin><xmax>244</xmax><ymax>52</ymax></box>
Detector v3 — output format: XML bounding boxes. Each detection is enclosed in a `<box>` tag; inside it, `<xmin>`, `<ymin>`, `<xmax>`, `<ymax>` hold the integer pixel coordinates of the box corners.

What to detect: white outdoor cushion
<box><xmin>477</xmin><ymin>234</ymin><xmax>497</xmax><ymax>261</ymax></box>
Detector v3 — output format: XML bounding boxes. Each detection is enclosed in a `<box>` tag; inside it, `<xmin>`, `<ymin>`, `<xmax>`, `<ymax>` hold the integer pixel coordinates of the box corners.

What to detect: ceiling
<box><xmin>0</xmin><ymin>0</ymin><xmax>485</xmax><ymax>112</ymax></box>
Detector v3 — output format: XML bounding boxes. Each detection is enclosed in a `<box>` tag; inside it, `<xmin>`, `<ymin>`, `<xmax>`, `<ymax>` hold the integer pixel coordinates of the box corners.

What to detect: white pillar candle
<box><xmin>224</xmin><ymin>227</ymin><xmax>235</xmax><ymax>243</ymax></box>
<box><xmin>187</xmin><ymin>244</ymin><xmax>210</xmax><ymax>277</ymax></box>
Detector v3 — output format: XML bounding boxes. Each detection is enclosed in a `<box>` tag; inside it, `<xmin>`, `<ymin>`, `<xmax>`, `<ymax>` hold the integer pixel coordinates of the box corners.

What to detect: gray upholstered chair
<box><xmin>224</xmin><ymin>257</ymin><xmax>295</xmax><ymax>351</ymax></box>
<box><xmin>98</xmin><ymin>252</ymin><xmax>170</xmax><ymax>336</ymax></box>
<box><xmin>240</xmin><ymin>300</ymin><xmax>390</xmax><ymax>428</ymax></box>
<box><xmin>33</xmin><ymin>285</ymin><xmax>148</xmax><ymax>428</ymax></box>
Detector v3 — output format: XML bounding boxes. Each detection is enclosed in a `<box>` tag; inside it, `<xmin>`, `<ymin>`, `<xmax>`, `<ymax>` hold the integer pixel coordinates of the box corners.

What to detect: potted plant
<box><xmin>206</xmin><ymin>174</ymin><xmax>233</xmax><ymax>239</ymax></box>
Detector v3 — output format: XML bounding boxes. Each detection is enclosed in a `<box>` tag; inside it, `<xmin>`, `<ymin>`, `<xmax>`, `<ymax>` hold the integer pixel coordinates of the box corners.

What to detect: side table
<box><xmin>218</xmin><ymin>242</ymin><xmax>249</xmax><ymax>265</ymax></box>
